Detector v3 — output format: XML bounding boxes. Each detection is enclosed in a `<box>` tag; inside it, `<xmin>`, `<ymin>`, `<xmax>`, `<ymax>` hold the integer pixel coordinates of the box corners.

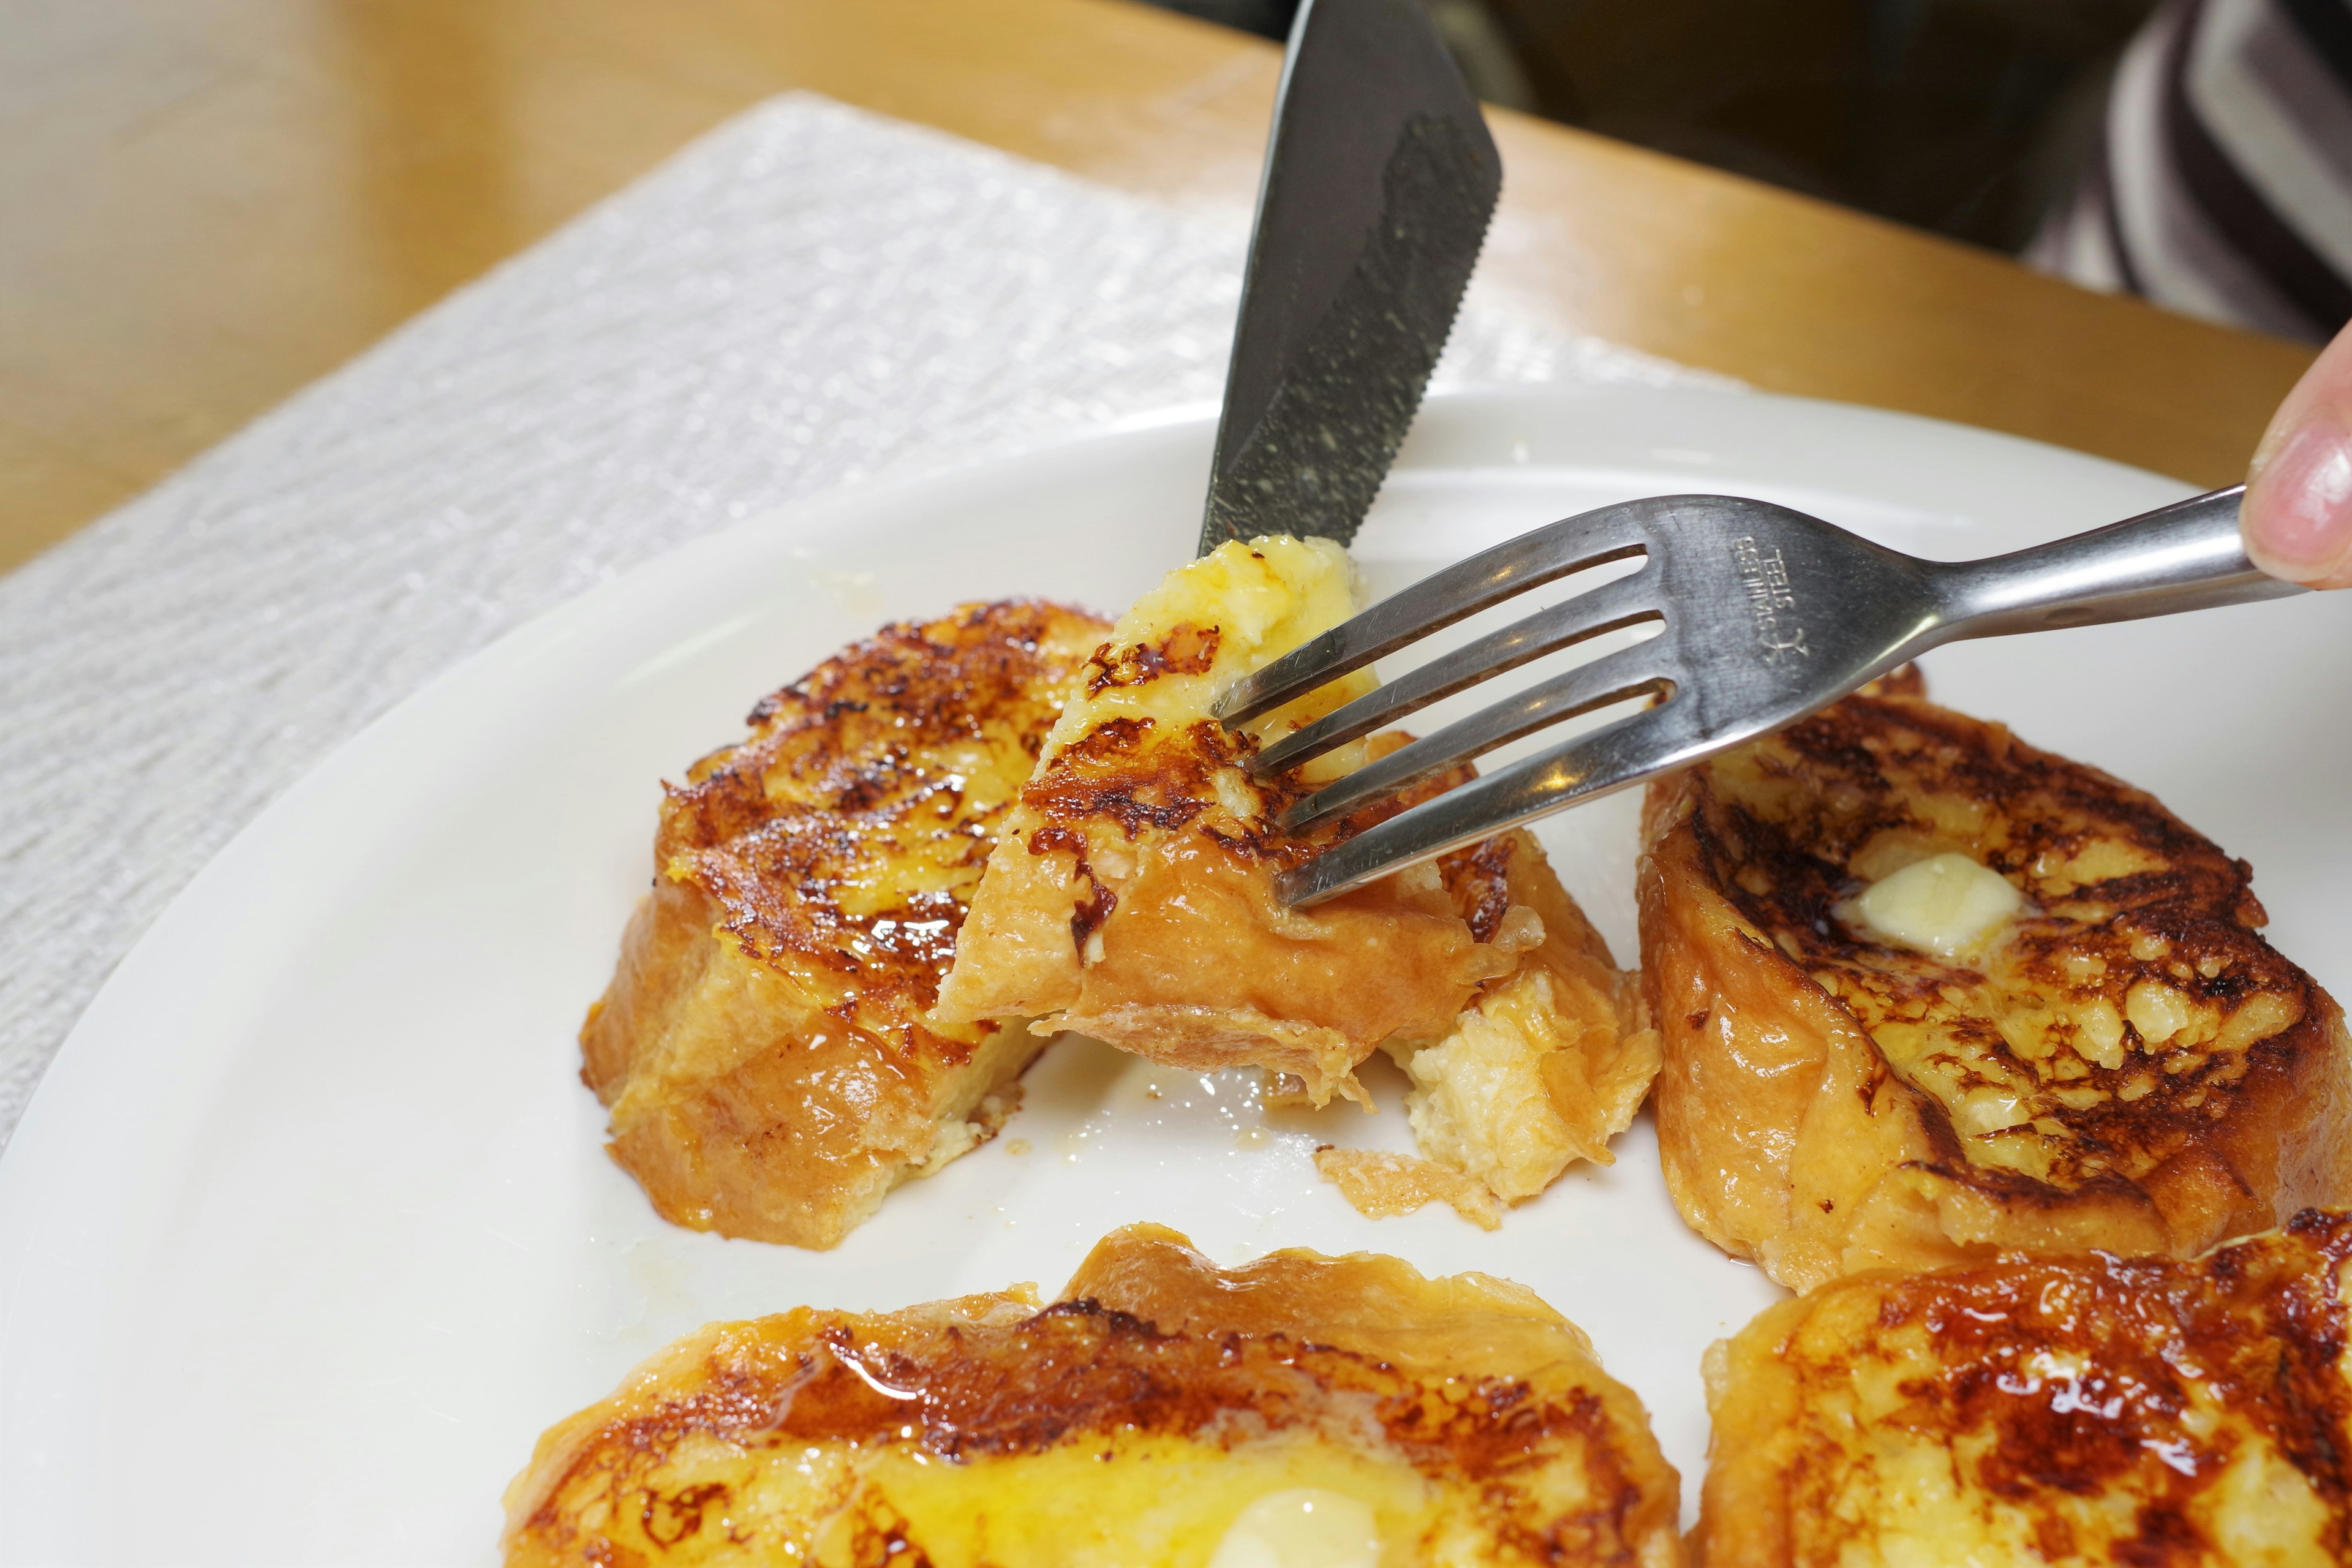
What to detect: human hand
<box><xmin>2243</xmin><ymin>322</ymin><xmax>2352</xmax><ymax>589</ymax></box>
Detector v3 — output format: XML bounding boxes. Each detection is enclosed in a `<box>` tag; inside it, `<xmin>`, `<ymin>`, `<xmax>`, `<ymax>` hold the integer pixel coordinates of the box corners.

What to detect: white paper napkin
<box><xmin>0</xmin><ymin>92</ymin><xmax>1728</xmax><ymax>1145</ymax></box>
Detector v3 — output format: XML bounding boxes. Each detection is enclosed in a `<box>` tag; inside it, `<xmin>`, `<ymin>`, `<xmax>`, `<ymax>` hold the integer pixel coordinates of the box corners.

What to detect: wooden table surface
<box><xmin>2</xmin><ymin>0</ymin><xmax>2318</xmax><ymax>574</ymax></box>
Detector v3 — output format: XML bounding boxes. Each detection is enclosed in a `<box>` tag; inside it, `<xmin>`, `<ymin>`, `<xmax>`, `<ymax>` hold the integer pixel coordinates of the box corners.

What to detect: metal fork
<box><xmin>1215</xmin><ymin>485</ymin><xmax>2308</xmax><ymax>907</ymax></box>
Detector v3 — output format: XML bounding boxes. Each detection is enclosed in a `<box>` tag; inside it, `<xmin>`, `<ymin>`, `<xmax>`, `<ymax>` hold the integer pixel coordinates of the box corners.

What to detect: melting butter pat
<box><xmin>1208</xmin><ymin>1488</ymin><xmax>1381</xmax><ymax>1568</ymax></box>
<box><xmin>1841</xmin><ymin>852</ymin><xmax>2022</xmax><ymax>959</ymax></box>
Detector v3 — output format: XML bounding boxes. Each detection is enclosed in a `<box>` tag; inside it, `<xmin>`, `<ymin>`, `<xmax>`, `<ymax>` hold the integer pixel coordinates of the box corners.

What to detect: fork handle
<box><xmin>1932</xmin><ymin>486</ymin><xmax>2308</xmax><ymax>640</ymax></box>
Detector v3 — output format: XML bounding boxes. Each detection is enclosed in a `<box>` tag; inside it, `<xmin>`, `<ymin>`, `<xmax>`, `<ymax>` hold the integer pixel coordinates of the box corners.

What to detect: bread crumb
<box><xmin>1313</xmin><ymin>1145</ymin><xmax>1501</xmax><ymax>1231</ymax></box>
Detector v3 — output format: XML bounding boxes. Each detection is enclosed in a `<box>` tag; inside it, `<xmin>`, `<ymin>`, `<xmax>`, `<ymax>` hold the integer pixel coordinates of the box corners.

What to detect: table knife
<box><xmin>1198</xmin><ymin>0</ymin><xmax>1501</xmax><ymax>555</ymax></box>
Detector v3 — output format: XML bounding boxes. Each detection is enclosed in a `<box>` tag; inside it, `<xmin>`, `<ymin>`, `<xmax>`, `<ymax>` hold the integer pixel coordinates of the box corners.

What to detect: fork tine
<box><xmin>1212</xmin><ymin>502</ymin><xmax>1654</xmax><ymax>726</ymax></box>
<box><xmin>1280</xmin><ymin>640</ymin><xmax>1671</xmax><ymax>832</ymax></box>
<box><xmin>1250</xmin><ymin>568</ymin><xmax>1661</xmax><ymax>778</ymax></box>
<box><xmin>1276</xmin><ymin>699</ymin><xmax>1706</xmax><ymax>907</ymax></box>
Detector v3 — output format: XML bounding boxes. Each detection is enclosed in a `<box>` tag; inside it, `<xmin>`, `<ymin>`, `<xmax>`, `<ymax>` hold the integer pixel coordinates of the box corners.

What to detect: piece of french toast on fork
<box><xmin>935</xmin><ymin>536</ymin><xmax>1657</xmax><ymax>1213</ymax></box>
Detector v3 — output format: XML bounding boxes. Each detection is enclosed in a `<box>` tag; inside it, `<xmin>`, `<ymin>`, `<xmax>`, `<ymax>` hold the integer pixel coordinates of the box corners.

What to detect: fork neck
<box><xmin>1928</xmin><ymin>486</ymin><xmax>2304</xmax><ymax>641</ymax></box>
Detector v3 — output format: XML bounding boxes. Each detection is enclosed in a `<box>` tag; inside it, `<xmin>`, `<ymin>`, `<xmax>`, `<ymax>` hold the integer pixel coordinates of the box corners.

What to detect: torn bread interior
<box><xmin>1640</xmin><ymin>679</ymin><xmax>2352</xmax><ymax>1291</ymax></box>
<box><xmin>579</xmin><ymin>600</ymin><xmax>1109</xmax><ymax>1249</ymax></box>
<box><xmin>502</xmin><ymin>1223</ymin><xmax>1685</xmax><ymax>1567</ymax></box>
<box><xmin>934</xmin><ymin>536</ymin><xmax>1656</xmax><ymax>1209</ymax></box>
<box><xmin>1697</xmin><ymin>1209</ymin><xmax>2352</xmax><ymax>1567</ymax></box>
<box><xmin>1390</xmin><ymin>829</ymin><xmax>1659</xmax><ymax>1208</ymax></box>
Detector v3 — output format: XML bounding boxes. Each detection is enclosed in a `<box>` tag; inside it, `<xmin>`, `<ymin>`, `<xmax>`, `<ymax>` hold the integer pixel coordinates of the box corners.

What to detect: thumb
<box><xmin>2244</xmin><ymin>322</ymin><xmax>2352</xmax><ymax>589</ymax></box>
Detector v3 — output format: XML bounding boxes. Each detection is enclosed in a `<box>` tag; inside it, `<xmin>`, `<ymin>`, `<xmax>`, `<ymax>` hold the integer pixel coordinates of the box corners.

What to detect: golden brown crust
<box><xmin>1641</xmin><ymin>691</ymin><xmax>2352</xmax><ymax>1290</ymax></box>
<box><xmin>937</xmin><ymin>540</ymin><xmax>1526</xmax><ymax>1104</ymax></box>
<box><xmin>938</xmin><ymin>540</ymin><xmax>1659</xmax><ymax>1175</ymax></box>
<box><xmin>938</xmin><ymin>540</ymin><xmax>1657</xmax><ymax>1210</ymax></box>
<box><xmin>952</xmin><ymin>717</ymin><xmax>1505</xmax><ymax>1095</ymax></box>
<box><xmin>503</xmin><ymin>1224</ymin><xmax>1684</xmax><ymax>1566</ymax></box>
<box><xmin>1695</xmin><ymin>1209</ymin><xmax>2352</xmax><ymax>1566</ymax></box>
<box><xmin>581</xmin><ymin>600</ymin><xmax>1110</xmax><ymax>1248</ymax></box>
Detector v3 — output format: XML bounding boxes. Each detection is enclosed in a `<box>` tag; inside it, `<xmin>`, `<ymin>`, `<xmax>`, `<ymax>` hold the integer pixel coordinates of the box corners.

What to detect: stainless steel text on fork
<box><xmin>1215</xmin><ymin>486</ymin><xmax>2307</xmax><ymax>907</ymax></box>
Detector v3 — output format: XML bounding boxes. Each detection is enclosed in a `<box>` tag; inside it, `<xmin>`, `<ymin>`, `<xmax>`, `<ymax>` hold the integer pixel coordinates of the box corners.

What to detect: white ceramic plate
<box><xmin>4</xmin><ymin>386</ymin><xmax>2348</xmax><ymax>1564</ymax></box>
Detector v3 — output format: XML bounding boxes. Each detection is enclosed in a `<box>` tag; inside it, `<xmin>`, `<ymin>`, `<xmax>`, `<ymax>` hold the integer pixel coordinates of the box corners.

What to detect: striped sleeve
<box><xmin>2028</xmin><ymin>0</ymin><xmax>2352</xmax><ymax>344</ymax></box>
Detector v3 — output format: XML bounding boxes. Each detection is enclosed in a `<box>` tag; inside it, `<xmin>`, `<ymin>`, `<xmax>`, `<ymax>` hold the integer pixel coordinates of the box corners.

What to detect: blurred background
<box><xmin>6</xmin><ymin>0</ymin><xmax>2329</xmax><ymax>575</ymax></box>
<box><xmin>1158</xmin><ymin>0</ymin><xmax>2155</xmax><ymax>255</ymax></box>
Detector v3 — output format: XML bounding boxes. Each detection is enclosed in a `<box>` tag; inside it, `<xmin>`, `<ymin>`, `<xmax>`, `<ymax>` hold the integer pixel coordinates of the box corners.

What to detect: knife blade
<box><xmin>1197</xmin><ymin>0</ymin><xmax>1501</xmax><ymax>556</ymax></box>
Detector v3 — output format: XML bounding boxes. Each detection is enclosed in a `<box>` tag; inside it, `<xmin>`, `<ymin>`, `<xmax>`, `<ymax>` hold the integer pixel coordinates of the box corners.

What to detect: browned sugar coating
<box><xmin>502</xmin><ymin>1225</ymin><xmax>1685</xmax><ymax>1566</ymax></box>
<box><xmin>949</xmin><ymin>702</ymin><xmax>1510</xmax><ymax>1099</ymax></box>
<box><xmin>1698</xmin><ymin>1210</ymin><xmax>2352</xmax><ymax>1566</ymax></box>
<box><xmin>1642</xmin><ymin>688</ymin><xmax>2352</xmax><ymax>1290</ymax></box>
<box><xmin>580</xmin><ymin>599</ymin><xmax>1110</xmax><ymax>1248</ymax></box>
<box><xmin>937</xmin><ymin>538</ymin><xmax>1631</xmax><ymax>1114</ymax></box>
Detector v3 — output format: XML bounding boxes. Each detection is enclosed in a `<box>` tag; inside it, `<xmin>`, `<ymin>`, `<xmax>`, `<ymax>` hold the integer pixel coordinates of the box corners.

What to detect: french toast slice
<box><xmin>1640</xmin><ymin>679</ymin><xmax>2352</xmax><ymax>1291</ymax></box>
<box><xmin>1695</xmin><ymin>1209</ymin><xmax>2352</xmax><ymax>1567</ymax></box>
<box><xmin>502</xmin><ymin>1223</ymin><xmax>1685</xmax><ymax>1567</ymax></box>
<box><xmin>934</xmin><ymin>537</ymin><xmax>1656</xmax><ymax>1204</ymax></box>
<box><xmin>580</xmin><ymin>600</ymin><xmax>1109</xmax><ymax>1249</ymax></box>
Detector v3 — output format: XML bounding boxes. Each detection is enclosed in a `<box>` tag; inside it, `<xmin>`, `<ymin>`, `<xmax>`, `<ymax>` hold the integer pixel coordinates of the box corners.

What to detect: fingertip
<box><xmin>2243</xmin><ymin>418</ymin><xmax>2352</xmax><ymax>588</ymax></box>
